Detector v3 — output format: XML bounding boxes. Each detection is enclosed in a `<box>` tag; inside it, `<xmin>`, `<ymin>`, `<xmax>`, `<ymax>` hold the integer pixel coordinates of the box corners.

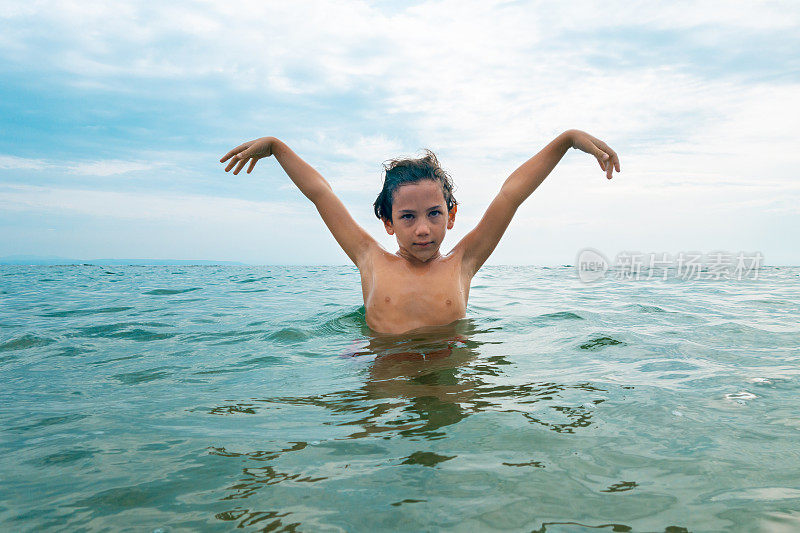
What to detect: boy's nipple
<box><xmin>446</xmin><ymin>299</ymin><xmax>452</xmax><ymax>306</ymax></box>
<box><xmin>385</xmin><ymin>296</ymin><xmax>391</xmax><ymax>303</ymax></box>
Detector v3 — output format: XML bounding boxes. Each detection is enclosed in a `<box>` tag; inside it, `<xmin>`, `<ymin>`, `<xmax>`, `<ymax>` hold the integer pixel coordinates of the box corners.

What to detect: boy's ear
<box><xmin>383</xmin><ymin>217</ymin><xmax>395</xmax><ymax>235</ymax></box>
<box><xmin>447</xmin><ymin>204</ymin><xmax>457</xmax><ymax>229</ymax></box>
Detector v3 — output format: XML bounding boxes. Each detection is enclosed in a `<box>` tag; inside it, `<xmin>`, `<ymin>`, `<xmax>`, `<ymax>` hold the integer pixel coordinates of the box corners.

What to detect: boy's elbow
<box><xmin>305</xmin><ymin>182</ymin><xmax>334</xmax><ymax>203</ymax></box>
<box><xmin>498</xmin><ymin>185</ymin><xmax>524</xmax><ymax>209</ymax></box>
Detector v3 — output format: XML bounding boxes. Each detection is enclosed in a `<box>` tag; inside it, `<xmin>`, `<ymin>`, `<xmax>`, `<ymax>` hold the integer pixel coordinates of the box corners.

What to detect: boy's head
<box><xmin>374</xmin><ymin>149</ymin><xmax>457</xmax><ymax>222</ymax></box>
<box><xmin>374</xmin><ymin>150</ymin><xmax>458</xmax><ymax>262</ymax></box>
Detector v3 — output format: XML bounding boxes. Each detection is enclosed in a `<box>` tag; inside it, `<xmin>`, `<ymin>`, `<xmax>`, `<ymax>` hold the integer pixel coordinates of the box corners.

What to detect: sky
<box><xmin>1</xmin><ymin>0</ymin><xmax>798</xmax><ymax>265</ymax></box>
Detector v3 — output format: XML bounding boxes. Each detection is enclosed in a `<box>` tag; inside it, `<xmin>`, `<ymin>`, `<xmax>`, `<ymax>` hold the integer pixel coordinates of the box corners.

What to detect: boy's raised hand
<box><xmin>568</xmin><ymin>130</ymin><xmax>621</xmax><ymax>180</ymax></box>
<box><xmin>220</xmin><ymin>136</ymin><xmax>275</xmax><ymax>175</ymax></box>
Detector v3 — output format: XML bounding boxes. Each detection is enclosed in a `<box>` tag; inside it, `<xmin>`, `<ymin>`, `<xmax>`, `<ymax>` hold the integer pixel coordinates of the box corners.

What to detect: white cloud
<box><xmin>0</xmin><ymin>155</ymin><xmax>49</xmax><ymax>170</ymax></box>
<box><xmin>66</xmin><ymin>160</ymin><xmax>155</xmax><ymax>176</ymax></box>
<box><xmin>1</xmin><ymin>0</ymin><xmax>798</xmax><ymax>262</ymax></box>
<box><xmin>3</xmin><ymin>1</ymin><xmax>797</xmax><ymax>166</ymax></box>
<box><xmin>0</xmin><ymin>183</ymin><xmax>301</xmax><ymax>222</ymax></box>
<box><xmin>0</xmin><ymin>154</ymin><xmax>158</xmax><ymax>177</ymax></box>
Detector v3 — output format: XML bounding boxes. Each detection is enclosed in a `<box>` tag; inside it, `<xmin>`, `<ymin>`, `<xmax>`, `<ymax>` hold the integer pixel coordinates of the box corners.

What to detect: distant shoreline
<box><xmin>0</xmin><ymin>256</ymin><xmax>249</xmax><ymax>266</ymax></box>
<box><xmin>1</xmin><ymin>256</ymin><xmax>795</xmax><ymax>267</ymax></box>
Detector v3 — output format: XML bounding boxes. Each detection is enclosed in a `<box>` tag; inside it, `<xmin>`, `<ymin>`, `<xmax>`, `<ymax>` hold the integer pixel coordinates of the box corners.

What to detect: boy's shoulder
<box><xmin>359</xmin><ymin>243</ymin><xmax>469</xmax><ymax>277</ymax></box>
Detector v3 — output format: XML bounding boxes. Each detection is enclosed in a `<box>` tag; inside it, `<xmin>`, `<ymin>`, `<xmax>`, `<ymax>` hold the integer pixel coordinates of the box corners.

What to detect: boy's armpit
<box><xmin>311</xmin><ymin>189</ymin><xmax>379</xmax><ymax>267</ymax></box>
<box><xmin>456</xmin><ymin>190</ymin><xmax>520</xmax><ymax>277</ymax></box>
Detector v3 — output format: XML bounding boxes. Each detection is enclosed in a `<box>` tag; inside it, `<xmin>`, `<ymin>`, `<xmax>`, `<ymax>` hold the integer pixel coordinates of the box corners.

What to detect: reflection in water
<box><xmin>532</xmin><ymin>523</ymin><xmax>688</xmax><ymax>533</ymax></box>
<box><xmin>214</xmin><ymin>508</ymin><xmax>300</xmax><ymax>531</ymax></box>
<box><xmin>359</xmin><ymin>320</ymin><xmax>487</xmax><ymax>406</ymax></box>
<box><xmin>209</xmin><ymin>441</ymin><xmax>308</xmax><ymax>462</ymax></box>
<box><xmin>209</xmin><ymin>318</ymin><xmax>614</xmax><ymax>522</ymax></box>
<box><xmin>310</xmin><ymin>319</ymin><xmax>491</xmax><ymax>440</ymax></box>
<box><xmin>5</xmin><ymin>265</ymin><xmax>795</xmax><ymax>532</ymax></box>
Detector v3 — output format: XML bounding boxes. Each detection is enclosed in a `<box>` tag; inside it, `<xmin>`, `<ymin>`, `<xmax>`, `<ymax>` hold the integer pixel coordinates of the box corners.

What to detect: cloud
<box><xmin>1</xmin><ymin>0</ymin><xmax>798</xmax><ymax>262</ymax></box>
<box><xmin>3</xmin><ymin>1</ymin><xmax>797</xmax><ymax>164</ymax></box>
<box><xmin>0</xmin><ymin>154</ymin><xmax>157</xmax><ymax>177</ymax></box>
<box><xmin>66</xmin><ymin>160</ymin><xmax>155</xmax><ymax>176</ymax></box>
<box><xmin>0</xmin><ymin>155</ymin><xmax>49</xmax><ymax>170</ymax></box>
<box><xmin>0</xmin><ymin>183</ymin><xmax>301</xmax><ymax>223</ymax></box>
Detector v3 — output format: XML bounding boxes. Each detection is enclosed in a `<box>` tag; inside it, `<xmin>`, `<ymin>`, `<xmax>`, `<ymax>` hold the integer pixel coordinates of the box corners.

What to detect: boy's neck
<box><xmin>395</xmin><ymin>248</ymin><xmax>442</xmax><ymax>266</ymax></box>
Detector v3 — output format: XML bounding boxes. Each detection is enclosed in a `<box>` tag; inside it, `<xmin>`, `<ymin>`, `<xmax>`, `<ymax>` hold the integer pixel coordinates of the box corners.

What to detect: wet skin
<box><xmin>220</xmin><ymin>132</ymin><xmax>621</xmax><ymax>335</ymax></box>
<box><xmin>360</xmin><ymin>180</ymin><xmax>471</xmax><ymax>335</ymax></box>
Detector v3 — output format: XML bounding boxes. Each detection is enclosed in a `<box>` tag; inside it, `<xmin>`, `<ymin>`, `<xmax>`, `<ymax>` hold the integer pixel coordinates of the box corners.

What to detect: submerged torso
<box><xmin>360</xmin><ymin>247</ymin><xmax>471</xmax><ymax>335</ymax></box>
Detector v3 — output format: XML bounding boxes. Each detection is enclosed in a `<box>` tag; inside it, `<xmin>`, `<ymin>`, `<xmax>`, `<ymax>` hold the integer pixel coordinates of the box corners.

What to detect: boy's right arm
<box><xmin>220</xmin><ymin>137</ymin><xmax>379</xmax><ymax>267</ymax></box>
<box><xmin>453</xmin><ymin>130</ymin><xmax>619</xmax><ymax>277</ymax></box>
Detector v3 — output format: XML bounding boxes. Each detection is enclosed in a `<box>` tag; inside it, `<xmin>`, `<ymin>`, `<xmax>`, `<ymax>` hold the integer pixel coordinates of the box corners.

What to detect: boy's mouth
<box><xmin>414</xmin><ymin>241</ymin><xmax>434</xmax><ymax>247</ymax></box>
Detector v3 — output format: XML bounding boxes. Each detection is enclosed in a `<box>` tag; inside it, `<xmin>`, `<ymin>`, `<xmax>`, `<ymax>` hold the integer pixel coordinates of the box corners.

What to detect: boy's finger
<box><xmin>220</xmin><ymin>143</ymin><xmax>247</xmax><ymax>162</ymax></box>
<box><xmin>233</xmin><ymin>157</ymin><xmax>247</xmax><ymax>175</ymax></box>
<box><xmin>592</xmin><ymin>143</ymin><xmax>607</xmax><ymax>160</ymax></box>
<box><xmin>597</xmin><ymin>142</ymin><xmax>620</xmax><ymax>172</ymax></box>
<box><xmin>225</xmin><ymin>158</ymin><xmax>237</xmax><ymax>172</ymax></box>
<box><xmin>607</xmin><ymin>150</ymin><xmax>620</xmax><ymax>172</ymax></box>
<box><xmin>247</xmin><ymin>158</ymin><xmax>257</xmax><ymax>173</ymax></box>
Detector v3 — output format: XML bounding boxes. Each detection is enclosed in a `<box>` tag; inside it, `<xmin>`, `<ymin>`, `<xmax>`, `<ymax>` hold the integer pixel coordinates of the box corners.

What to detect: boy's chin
<box><xmin>397</xmin><ymin>241</ymin><xmax>441</xmax><ymax>262</ymax></box>
<box><xmin>412</xmin><ymin>246</ymin><xmax>440</xmax><ymax>261</ymax></box>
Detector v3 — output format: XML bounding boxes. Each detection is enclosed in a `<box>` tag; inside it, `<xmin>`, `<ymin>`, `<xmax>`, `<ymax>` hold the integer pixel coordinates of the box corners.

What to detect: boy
<box><xmin>220</xmin><ymin>130</ymin><xmax>620</xmax><ymax>335</ymax></box>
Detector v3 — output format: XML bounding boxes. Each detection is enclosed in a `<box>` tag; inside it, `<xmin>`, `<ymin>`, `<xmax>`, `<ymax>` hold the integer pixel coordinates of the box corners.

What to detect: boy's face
<box><xmin>383</xmin><ymin>180</ymin><xmax>456</xmax><ymax>263</ymax></box>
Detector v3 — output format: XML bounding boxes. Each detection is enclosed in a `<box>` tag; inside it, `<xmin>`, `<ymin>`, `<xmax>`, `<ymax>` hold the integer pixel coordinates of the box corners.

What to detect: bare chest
<box><xmin>361</xmin><ymin>254</ymin><xmax>469</xmax><ymax>334</ymax></box>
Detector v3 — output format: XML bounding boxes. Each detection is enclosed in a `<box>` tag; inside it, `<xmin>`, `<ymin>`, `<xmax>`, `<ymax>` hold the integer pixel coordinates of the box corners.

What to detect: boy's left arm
<box><xmin>456</xmin><ymin>129</ymin><xmax>620</xmax><ymax>276</ymax></box>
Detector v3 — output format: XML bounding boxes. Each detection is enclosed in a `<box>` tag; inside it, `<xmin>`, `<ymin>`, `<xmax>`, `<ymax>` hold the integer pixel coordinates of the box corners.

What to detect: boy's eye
<box><xmin>401</xmin><ymin>214</ymin><xmax>413</xmax><ymax>220</ymax></box>
<box><xmin>429</xmin><ymin>210</ymin><xmax>441</xmax><ymax>217</ymax></box>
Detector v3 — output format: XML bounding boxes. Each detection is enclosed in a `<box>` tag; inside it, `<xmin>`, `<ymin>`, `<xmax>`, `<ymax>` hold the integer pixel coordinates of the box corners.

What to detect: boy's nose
<box><xmin>415</xmin><ymin>222</ymin><xmax>430</xmax><ymax>236</ymax></box>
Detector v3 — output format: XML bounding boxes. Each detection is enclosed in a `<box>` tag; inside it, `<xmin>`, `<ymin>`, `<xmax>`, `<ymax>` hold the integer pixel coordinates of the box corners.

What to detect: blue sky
<box><xmin>1</xmin><ymin>1</ymin><xmax>798</xmax><ymax>264</ymax></box>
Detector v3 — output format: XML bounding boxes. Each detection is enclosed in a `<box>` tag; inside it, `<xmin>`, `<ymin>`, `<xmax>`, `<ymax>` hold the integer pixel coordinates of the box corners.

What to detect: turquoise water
<box><xmin>1</xmin><ymin>265</ymin><xmax>799</xmax><ymax>532</ymax></box>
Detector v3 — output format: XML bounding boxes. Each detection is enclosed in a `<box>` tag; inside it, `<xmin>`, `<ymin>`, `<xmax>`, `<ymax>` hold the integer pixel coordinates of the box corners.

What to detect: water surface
<box><xmin>1</xmin><ymin>265</ymin><xmax>799</xmax><ymax>531</ymax></box>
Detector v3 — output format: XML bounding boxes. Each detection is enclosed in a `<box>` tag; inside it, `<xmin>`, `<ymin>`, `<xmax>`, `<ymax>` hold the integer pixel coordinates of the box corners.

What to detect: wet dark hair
<box><xmin>373</xmin><ymin>149</ymin><xmax>457</xmax><ymax>222</ymax></box>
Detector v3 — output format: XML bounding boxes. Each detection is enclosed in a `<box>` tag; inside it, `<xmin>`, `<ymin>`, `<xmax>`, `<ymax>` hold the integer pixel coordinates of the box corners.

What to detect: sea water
<box><xmin>1</xmin><ymin>265</ymin><xmax>799</xmax><ymax>532</ymax></box>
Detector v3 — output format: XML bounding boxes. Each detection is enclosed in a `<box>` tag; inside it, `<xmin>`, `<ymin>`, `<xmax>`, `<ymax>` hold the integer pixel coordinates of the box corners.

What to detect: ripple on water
<box><xmin>400</xmin><ymin>451</ymin><xmax>456</xmax><ymax>467</ymax></box>
<box><xmin>11</xmin><ymin>413</ymin><xmax>89</xmax><ymax>432</ymax></box>
<box><xmin>49</xmin><ymin>346</ymin><xmax>95</xmax><ymax>358</ymax></box>
<box><xmin>710</xmin><ymin>487</ymin><xmax>800</xmax><ymax>502</ymax></box>
<box><xmin>629</xmin><ymin>304</ymin><xmax>667</xmax><ymax>313</ymax></box>
<box><xmin>233</xmin><ymin>355</ymin><xmax>284</xmax><ymax>367</ymax></box>
<box><xmin>144</xmin><ymin>288</ymin><xmax>201</xmax><ymax>295</ymax></box>
<box><xmin>264</xmin><ymin>327</ymin><xmax>314</xmax><ymax>344</ymax></box>
<box><xmin>183</xmin><ymin>330</ymin><xmax>260</xmax><ymax>346</ymax></box>
<box><xmin>537</xmin><ymin>311</ymin><xmax>584</xmax><ymax>321</ymax></box>
<box><xmin>2</xmin><ymin>265</ymin><xmax>798</xmax><ymax>532</ymax></box>
<box><xmin>579</xmin><ymin>336</ymin><xmax>627</xmax><ymax>351</ymax></box>
<box><xmin>67</xmin><ymin>322</ymin><xmax>176</xmax><ymax>341</ymax></box>
<box><xmin>169</xmin><ymin>297</ymin><xmax>206</xmax><ymax>304</ymax></box>
<box><xmin>232</xmin><ymin>288</ymin><xmax>271</xmax><ymax>293</ymax></box>
<box><xmin>113</xmin><ymin>366</ymin><xmax>179</xmax><ymax>385</ymax></box>
<box><xmin>235</xmin><ymin>276</ymin><xmax>273</xmax><ymax>284</ymax></box>
<box><xmin>0</xmin><ymin>334</ymin><xmax>56</xmax><ymax>352</ymax></box>
<box><xmin>692</xmin><ymin>321</ymin><xmax>800</xmax><ymax>348</ymax></box>
<box><xmin>39</xmin><ymin>306</ymin><xmax>133</xmax><ymax>317</ymax></box>
<box><xmin>496</xmin><ymin>310</ymin><xmax>584</xmax><ymax>332</ymax></box>
<box><xmin>638</xmin><ymin>360</ymin><xmax>700</xmax><ymax>373</ymax></box>
<box><xmin>724</xmin><ymin>391</ymin><xmax>757</xmax><ymax>402</ymax></box>
<box><xmin>30</xmin><ymin>448</ymin><xmax>97</xmax><ymax>466</ymax></box>
<box><xmin>311</xmin><ymin>307</ymin><xmax>367</xmax><ymax>336</ymax></box>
